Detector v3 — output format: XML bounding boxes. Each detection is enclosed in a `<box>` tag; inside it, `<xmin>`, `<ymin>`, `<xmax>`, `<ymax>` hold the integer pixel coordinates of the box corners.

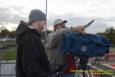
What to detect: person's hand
<box><xmin>72</xmin><ymin>26</ymin><xmax>85</xmax><ymax>34</ymax></box>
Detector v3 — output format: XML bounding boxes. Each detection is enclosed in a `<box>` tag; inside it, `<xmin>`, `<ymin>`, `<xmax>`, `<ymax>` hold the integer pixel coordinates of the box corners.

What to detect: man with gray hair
<box><xmin>16</xmin><ymin>9</ymin><xmax>51</xmax><ymax>77</ymax></box>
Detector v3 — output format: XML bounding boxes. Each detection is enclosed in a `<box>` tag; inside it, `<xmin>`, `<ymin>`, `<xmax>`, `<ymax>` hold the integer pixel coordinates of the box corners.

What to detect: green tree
<box><xmin>105</xmin><ymin>27</ymin><xmax>115</xmax><ymax>45</ymax></box>
<box><xmin>0</xmin><ymin>29</ymin><xmax>10</xmax><ymax>38</ymax></box>
<box><xmin>97</xmin><ymin>27</ymin><xmax>115</xmax><ymax>45</ymax></box>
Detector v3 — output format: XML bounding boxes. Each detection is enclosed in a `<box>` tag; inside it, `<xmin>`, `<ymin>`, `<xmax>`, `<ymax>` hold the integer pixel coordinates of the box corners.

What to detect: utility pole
<box><xmin>45</xmin><ymin>0</ymin><xmax>48</xmax><ymax>42</ymax></box>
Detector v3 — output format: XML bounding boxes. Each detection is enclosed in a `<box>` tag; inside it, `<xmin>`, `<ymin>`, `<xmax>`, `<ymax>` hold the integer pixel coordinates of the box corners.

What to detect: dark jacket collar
<box><xmin>16</xmin><ymin>20</ymin><xmax>41</xmax><ymax>37</ymax></box>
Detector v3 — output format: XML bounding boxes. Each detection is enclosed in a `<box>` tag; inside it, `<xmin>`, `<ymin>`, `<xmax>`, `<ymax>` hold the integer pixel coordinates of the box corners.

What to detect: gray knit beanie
<box><xmin>29</xmin><ymin>9</ymin><xmax>46</xmax><ymax>22</ymax></box>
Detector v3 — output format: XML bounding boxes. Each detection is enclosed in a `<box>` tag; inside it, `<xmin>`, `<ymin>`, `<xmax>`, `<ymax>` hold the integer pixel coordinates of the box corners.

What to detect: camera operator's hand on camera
<box><xmin>72</xmin><ymin>26</ymin><xmax>85</xmax><ymax>34</ymax></box>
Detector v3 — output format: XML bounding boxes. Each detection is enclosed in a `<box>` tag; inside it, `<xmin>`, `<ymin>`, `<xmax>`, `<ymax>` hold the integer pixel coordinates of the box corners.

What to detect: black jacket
<box><xmin>16</xmin><ymin>21</ymin><xmax>51</xmax><ymax>77</ymax></box>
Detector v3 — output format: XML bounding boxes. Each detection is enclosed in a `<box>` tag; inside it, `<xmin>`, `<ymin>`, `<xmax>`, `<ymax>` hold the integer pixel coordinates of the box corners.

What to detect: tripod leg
<box><xmin>79</xmin><ymin>57</ymin><xmax>89</xmax><ymax>77</ymax></box>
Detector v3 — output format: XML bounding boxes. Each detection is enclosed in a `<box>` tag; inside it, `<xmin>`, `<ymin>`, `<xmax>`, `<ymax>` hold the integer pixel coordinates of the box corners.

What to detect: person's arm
<box><xmin>71</xmin><ymin>26</ymin><xmax>85</xmax><ymax>34</ymax></box>
<box><xmin>47</xmin><ymin>28</ymin><xmax>71</xmax><ymax>48</ymax></box>
<box><xmin>21</xmin><ymin>33</ymin><xmax>50</xmax><ymax>77</ymax></box>
<box><xmin>46</xmin><ymin>33</ymin><xmax>53</xmax><ymax>48</ymax></box>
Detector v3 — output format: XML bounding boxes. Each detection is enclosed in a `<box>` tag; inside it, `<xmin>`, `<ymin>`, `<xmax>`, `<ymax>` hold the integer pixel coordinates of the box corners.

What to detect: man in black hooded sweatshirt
<box><xmin>16</xmin><ymin>9</ymin><xmax>51</xmax><ymax>77</ymax></box>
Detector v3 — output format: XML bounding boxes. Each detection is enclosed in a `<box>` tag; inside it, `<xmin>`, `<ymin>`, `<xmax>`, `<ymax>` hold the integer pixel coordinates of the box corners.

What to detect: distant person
<box><xmin>46</xmin><ymin>18</ymin><xmax>85</xmax><ymax>72</ymax></box>
<box><xmin>16</xmin><ymin>9</ymin><xmax>51</xmax><ymax>77</ymax></box>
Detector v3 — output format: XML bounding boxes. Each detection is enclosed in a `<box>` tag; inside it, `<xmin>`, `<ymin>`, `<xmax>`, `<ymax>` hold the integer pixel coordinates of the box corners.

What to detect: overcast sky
<box><xmin>0</xmin><ymin>0</ymin><xmax>115</xmax><ymax>33</ymax></box>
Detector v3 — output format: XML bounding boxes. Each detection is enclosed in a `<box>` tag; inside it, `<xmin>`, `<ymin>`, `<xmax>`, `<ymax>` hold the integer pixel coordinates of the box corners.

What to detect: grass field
<box><xmin>0</xmin><ymin>47</ymin><xmax>115</xmax><ymax>60</ymax></box>
<box><xmin>0</xmin><ymin>47</ymin><xmax>16</xmax><ymax>60</ymax></box>
<box><xmin>0</xmin><ymin>41</ymin><xmax>16</xmax><ymax>60</ymax></box>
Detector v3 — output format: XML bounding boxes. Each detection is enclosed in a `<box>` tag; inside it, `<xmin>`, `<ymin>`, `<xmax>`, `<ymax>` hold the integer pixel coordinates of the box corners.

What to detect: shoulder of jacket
<box><xmin>21</xmin><ymin>29</ymin><xmax>40</xmax><ymax>38</ymax></box>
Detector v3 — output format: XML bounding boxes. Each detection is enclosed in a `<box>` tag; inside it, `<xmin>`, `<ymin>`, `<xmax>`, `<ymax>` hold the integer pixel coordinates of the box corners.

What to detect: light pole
<box><xmin>45</xmin><ymin>0</ymin><xmax>48</xmax><ymax>42</ymax></box>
